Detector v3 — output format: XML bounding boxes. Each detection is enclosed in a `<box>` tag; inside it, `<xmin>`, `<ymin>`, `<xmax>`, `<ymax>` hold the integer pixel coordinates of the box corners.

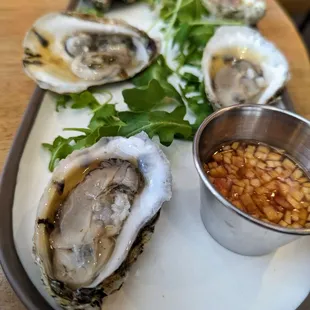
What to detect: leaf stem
<box><xmin>162</xmin><ymin>0</ymin><xmax>192</xmax><ymax>19</ymax></box>
<box><xmin>164</xmin><ymin>0</ymin><xmax>183</xmax><ymax>41</ymax></box>
<box><xmin>189</xmin><ymin>19</ymin><xmax>243</xmax><ymax>26</ymax></box>
<box><xmin>63</xmin><ymin>128</ymin><xmax>91</xmax><ymax>134</ymax></box>
<box><xmin>124</xmin><ymin>120</ymin><xmax>191</xmax><ymax>138</ymax></box>
<box><xmin>91</xmin><ymin>91</ymin><xmax>113</xmax><ymax>114</ymax></box>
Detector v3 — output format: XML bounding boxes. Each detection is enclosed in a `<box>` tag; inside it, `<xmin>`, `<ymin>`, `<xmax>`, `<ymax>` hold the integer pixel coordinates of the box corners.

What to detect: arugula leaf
<box><xmin>189</xmin><ymin>25</ymin><xmax>215</xmax><ymax>46</ymax></box>
<box><xmin>119</xmin><ymin>106</ymin><xmax>192</xmax><ymax>146</ymax></box>
<box><xmin>158</xmin><ymin>0</ymin><xmax>208</xmax><ymax>31</ymax></box>
<box><xmin>43</xmin><ymin>126</ymin><xmax>124</xmax><ymax>172</ymax></box>
<box><xmin>43</xmin><ymin>102</ymin><xmax>125</xmax><ymax>171</ymax></box>
<box><xmin>173</xmin><ymin>23</ymin><xmax>216</xmax><ymax>69</ymax></box>
<box><xmin>132</xmin><ymin>55</ymin><xmax>173</xmax><ymax>87</ymax></box>
<box><xmin>88</xmin><ymin>104</ymin><xmax>125</xmax><ymax>130</ymax></box>
<box><xmin>43</xmin><ymin>126</ymin><xmax>121</xmax><ymax>172</ymax></box>
<box><xmin>130</xmin><ymin>55</ymin><xmax>184</xmax><ymax>111</ymax></box>
<box><xmin>63</xmin><ymin>128</ymin><xmax>91</xmax><ymax>134</ymax></box>
<box><xmin>176</xmin><ymin>0</ymin><xmax>208</xmax><ymax>23</ymax></box>
<box><xmin>55</xmin><ymin>91</ymin><xmax>101</xmax><ymax>111</ymax></box>
<box><xmin>158</xmin><ymin>0</ymin><xmax>177</xmax><ymax>19</ymax></box>
<box><xmin>182</xmin><ymin>72</ymin><xmax>200</xmax><ymax>83</ymax></box>
<box><xmin>77</xmin><ymin>7</ymin><xmax>104</xmax><ymax>17</ymax></box>
<box><xmin>73</xmin><ymin>125</ymin><xmax>121</xmax><ymax>149</ymax></box>
<box><xmin>64</xmin><ymin>103</ymin><xmax>126</xmax><ymax>148</ymax></box>
<box><xmin>42</xmin><ymin>136</ymin><xmax>82</xmax><ymax>172</ymax></box>
<box><xmin>187</xmin><ymin>95</ymin><xmax>213</xmax><ymax>131</ymax></box>
<box><xmin>180</xmin><ymin>74</ymin><xmax>213</xmax><ymax>131</ymax></box>
<box><xmin>44</xmin><ymin>103</ymin><xmax>192</xmax><ymax>170</ymax></box>
<box><xmin>173</xmin><ymin>23</ymin><xmax>191</xmax><ymax>50</ymax></box>
<box><xmin>55</xmin><ymin>95</ymin><xmax>71</xmax><ymax>112</ymax></box>
<box><xmin>123</xmin><ymin>79</ymin><xmax>166</xmax><ymax>112</ymax></box>
<box><xmin>70</xmin><ymin>91</ymin><xmax>101</xmax><ymax>110</ymax></box>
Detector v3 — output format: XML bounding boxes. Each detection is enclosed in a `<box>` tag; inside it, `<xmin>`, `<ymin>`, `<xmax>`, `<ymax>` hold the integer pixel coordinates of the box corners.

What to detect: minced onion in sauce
<box><xmin>204</xmin><ymin>141</ymin><xmax>310</xmax><ymax>229</ymax></box>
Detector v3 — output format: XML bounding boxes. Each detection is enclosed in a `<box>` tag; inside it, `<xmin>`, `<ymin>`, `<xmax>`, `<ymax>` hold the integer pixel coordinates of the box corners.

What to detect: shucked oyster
<box><xmin>201</xmin><ymin>0</ymin><xmax>266</xmax><ymax>24</ymax></box>
<box><xmin>202</xmin><ymin>26</ymin><xmax>289</xmax><ymax>110</ymax></box>
<box><xmin>33</xmin><ymin>132</ymin><xmax>172</xmax><ymax>309</ymax></box>
<box><xmin>23</xmin><ymin>13</ymin><xmax>158</xmax><ymax>93</ymax></box>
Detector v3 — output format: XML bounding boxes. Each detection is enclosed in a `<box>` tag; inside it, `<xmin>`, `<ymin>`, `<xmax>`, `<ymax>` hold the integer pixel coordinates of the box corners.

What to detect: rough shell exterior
<box><xmin>22</xmin><ymin>12</ymin><xmax>158</xmax><ymax>93</ymax></box>
<box><xmin>201</xmin><ymin>0</ymin><xmax>266</xmax><ymax>24</ymax></box>
<box><xmin>202</xmin><ymin>26</ymin><xmax>289</xmax><ymax>110</ymax></box>
<box><xmin>33</xmin><ymin>132</ymin><xmax>172</xmax><ymax>309</ymax></box>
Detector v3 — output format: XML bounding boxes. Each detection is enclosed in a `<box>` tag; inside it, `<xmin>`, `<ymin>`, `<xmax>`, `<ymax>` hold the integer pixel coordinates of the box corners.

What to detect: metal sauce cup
<box><xmin>193</xmin><ymin>105</ymin><xmax>310</xmax><ymax>256</ymax></box>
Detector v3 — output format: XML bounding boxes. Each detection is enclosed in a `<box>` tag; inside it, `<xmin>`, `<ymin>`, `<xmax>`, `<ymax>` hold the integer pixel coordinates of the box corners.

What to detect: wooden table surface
<box><xmin>0</xmin><ymin>0</ymin><xmax>310</xmax><ymax>309</ymax></box>
<box><xmin>279</xmin><ymin>0</ymin><xmax>310</xmax><ymax>13</ymax></box>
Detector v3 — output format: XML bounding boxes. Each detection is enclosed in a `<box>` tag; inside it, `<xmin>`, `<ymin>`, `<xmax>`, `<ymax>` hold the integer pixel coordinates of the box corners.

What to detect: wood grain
<box><xmin>0</xmin><ymin>1</ymin><xmax>309</xmax><ymax>309</ymax></box>
<box><xmin>258</xmin><ymin>0</ymin><xmax>310</xmax><ymax>119</ymax></box>
<box><xmin>0</xmin><ymin>1</ymin><xmax>67</xmax><ymax>309</ymax></box>
<box><xmin>0</xmin><ymin>0</ymin><xmax>67</xmax><ymax>173</ymax></box>
<box><xmin>278</xmin><ymin>0</ymin><xmax>310</xmax><ymax>14</ymax></box>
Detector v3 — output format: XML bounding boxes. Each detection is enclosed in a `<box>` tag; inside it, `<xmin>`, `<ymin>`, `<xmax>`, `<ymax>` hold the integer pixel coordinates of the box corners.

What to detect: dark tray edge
<box><xmin>0</xmin><ymin>87</ymin><xmax>53</xmax><ymax>310</ymax></box>
<box><xmin>0</xmin><ymin>2</ymin><xmax>79</xmax><ymax>310</ymax></box>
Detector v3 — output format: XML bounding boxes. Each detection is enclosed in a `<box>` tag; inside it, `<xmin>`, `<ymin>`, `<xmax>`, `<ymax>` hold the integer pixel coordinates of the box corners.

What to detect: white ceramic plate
<box><xmin>10</xmin><ymin>2</ymin><xmax>310</xmax><ymax>310</ymax></box>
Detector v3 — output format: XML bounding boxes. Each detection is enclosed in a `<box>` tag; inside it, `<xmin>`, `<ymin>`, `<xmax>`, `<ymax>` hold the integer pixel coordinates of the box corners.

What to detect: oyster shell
<box><xmin>33</xmin><ymin>132</ymin><xmax>172</xmax><ymax>309</ymax></box>
<box><xmin>90</xmin><ymin>0</ymin><xmax>137</xmax><ymax>11</ymax></box>
<box><xmin>202</xmin><ymin>26</ymin><xmax>289</xmax><ymax>110</ymax></box>
<box><xmin>23</xmin><ymin>13</ymin><xmax>158</xmax><ymax>93</ymax></box>
<box><xmin>201</xmin><ymin>0</ymin><xmax>266</xmax><ymax>24</ymax></box>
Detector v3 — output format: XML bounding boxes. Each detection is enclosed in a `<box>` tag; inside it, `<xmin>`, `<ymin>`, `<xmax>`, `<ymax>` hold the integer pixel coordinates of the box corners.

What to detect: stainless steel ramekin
<box><xmin>193</xmin><ymin>104</ymin><xmax>310</xmax><ymax>256</ymax></box>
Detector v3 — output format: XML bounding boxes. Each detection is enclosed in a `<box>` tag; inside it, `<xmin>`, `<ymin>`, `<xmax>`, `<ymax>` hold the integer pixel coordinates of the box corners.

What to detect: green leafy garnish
<box><xmin>173</xmin><ymin>23</ymin><xmax>215</xmax><ymax>68</ymax></box>
<box><xmin>173</xmin><ymin>0</ymin><xmax>208</xmax><ymax>24</ymax></box>
<box><xmin>132</xmin><ymin>55</ymin><xmax>173</xmax><ymax>86</ymax></box>
<box><xmin>180</xmin><ymin>73</ymin><xmax>213</xmax><ymax>131</ymax></box>
<box><xmin>157</xmin><ymin>0</ymin><xmax>208</xmax><ymax>25</ymax></box>
<box><xmin>122</xmin><ymin>79</ymin><xmax>166</xmax><ymax>112</ymax></box>
<box><xmin>44</xmin><ymin>85</ymin><xmax>193</xmax><ymax>171</ymax></box>
<box><xmin>70</xmin><ymin>92</ymin><xmax>101</xmax><ymax>110</ymax></box>
<box><xmin>130</xmin><ymin>56</ymin><xmax>184</xmax><ymax>108</ymax></box>
<box><xmin>88</xmin><ymin>103</ymin><xmax>125</xmax><ymax>130</ymax></box>
<box><xmin>173</xmin><ymin>23</ymin><xmax>190</xmax><ymax>50</ymax></box>
<box><xmin>55</xmin><ymin>91</ymin><xmax>114</xmax><ymax>112</ymax></box>
<box><xmin>77</xmin><ymin>7</ymin><xmax>104</xmax><ymax>17</ymax></box>
<box><xmin>56</xmin><ymin>95</ymin><xmax>71</xmax><ymax>112</ymax></box>
<box><xmin>148</xmin><ymin>0</ymin><xmax>243</xmax><ymax>67</ymax></box>
<box><xmin>118</xmin><ymin>106</ymin><xmax>192</xmax><ymax>145</ymax></box>
<box><xmin>42</xmin><ymin>136</ymin><xmax>83</xmax><ymax>172</ymax></box>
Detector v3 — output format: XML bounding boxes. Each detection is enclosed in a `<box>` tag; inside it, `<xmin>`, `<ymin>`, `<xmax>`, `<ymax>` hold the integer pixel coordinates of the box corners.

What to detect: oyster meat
<box><xmin>202</xmin><ymin>26</ymin><xmax>289</xmax><ymax>110</ymax></box>
<box><xmin>33</xmin><ymin>132</ymin><xmax>172</xmax><ymax>309</ymax></box>
<box><xmin>23</xmin><ymin>13</ymin><xmax>158</xmax><ymax>93</ymax></box>
<box><xmin>201</xmin><ymin>0</ymin><xmax>266</xmax><ymax>24</ymax></box>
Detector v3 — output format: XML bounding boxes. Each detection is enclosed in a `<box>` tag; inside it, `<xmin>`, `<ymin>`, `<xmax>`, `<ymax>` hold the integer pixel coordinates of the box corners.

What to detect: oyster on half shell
<box><xmin>201</xmin><ymin>0</ymin><xmax>266</xmax><ymax>24</ymax></box>
<box><xmin>23</xmin><ymin>13</ymin><xmax>158</xmax><ymax>93</ymax></box>
<box><xmin>33</xmin><ymin>132</ymin><xmax>172</xmax><ymax>309</ymax></box>
<box><xmin>202</xmin><ymin>26</ymin><xmax>289</xmax><ymax>110</ymax></box>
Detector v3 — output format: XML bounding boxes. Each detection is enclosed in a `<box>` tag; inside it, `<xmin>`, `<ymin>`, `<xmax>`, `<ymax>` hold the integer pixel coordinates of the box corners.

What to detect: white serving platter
<box><xmin>5</xmin><ymin>2</ymin><xmax>310</xmax><ymax>310</ymax></box>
